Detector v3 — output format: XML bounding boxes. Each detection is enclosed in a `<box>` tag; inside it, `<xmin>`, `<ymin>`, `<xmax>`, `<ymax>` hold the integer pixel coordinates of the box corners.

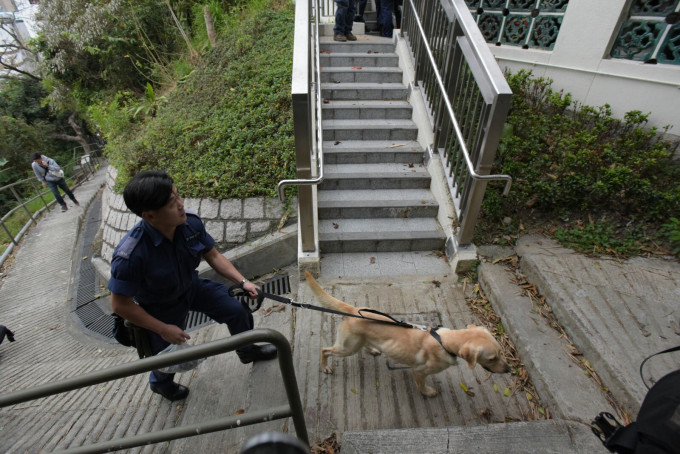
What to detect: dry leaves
<box><xmin>311</xmin><ymin>433</ymin><xmax>340</xmax><ymax>454</ymax></box>
<box><xmin>502</xmin><ymin>256</ymin><xmax>630</xmax><ymax>424</ymax></box>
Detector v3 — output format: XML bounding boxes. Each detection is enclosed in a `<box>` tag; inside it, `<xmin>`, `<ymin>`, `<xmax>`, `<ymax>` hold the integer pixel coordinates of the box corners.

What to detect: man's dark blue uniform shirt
<box><xmin>108</xmin><ymin>212</ymin><xmax>215</xmax><ymax>307</ymax></box>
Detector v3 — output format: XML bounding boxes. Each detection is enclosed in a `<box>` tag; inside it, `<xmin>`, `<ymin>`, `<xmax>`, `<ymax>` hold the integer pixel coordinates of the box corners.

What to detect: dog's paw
<box><xmin>368</xmin><ymin>347</ymin><xmax>382</xmax><ymax>356</ymax></box>
<box><xmin>322</xmin><ymin>365</ymin><xmax>335</xmax><ymax>374</ymax></box>
<box><xmin>420</xmin><ymin>386</ymin><xmax>439</xmax><ymax>398</ymax></box>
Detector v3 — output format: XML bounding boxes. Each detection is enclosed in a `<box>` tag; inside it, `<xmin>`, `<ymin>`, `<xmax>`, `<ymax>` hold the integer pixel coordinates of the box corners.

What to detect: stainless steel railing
<box><xmin>0</xmin><ymin>329</ymin><xmax>308</xmax><ymax>453</ymax></box>
<box><xmin>277</xmin><ymin>0</ymin><xmax>325</xmax><ymax>253</ymax></box>
<box><xmin>402</xmin><ymin>0</ymin><xmax>513</xmax><ymax>246</ymax></box>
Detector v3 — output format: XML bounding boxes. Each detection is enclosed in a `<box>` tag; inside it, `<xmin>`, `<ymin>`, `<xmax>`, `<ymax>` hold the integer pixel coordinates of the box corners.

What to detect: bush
<box><xmin>477</xmin><ymin>71</ymin><xmax>680</xmax><ymax>257</ymax></box>
<box><xmin>102</xmin><ymin>2</ymin><xmax>296</xmax><ymax>199</ymax></box>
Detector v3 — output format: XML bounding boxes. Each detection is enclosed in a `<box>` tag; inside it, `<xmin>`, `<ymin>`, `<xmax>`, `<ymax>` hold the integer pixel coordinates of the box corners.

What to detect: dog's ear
<box><xmin>458</xmin><ymin>343</ymin><xmax>479</xmax><ymax>369</ymax></box>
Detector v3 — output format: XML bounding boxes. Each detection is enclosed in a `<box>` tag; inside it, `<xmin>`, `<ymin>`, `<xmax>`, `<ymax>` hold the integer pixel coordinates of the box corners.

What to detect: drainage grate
<box><xmin>385</xmin><ymin>311</ymin><xmax>442</xmax><ymax>370</ymax></box>
<box><xmin>185</xmin><ymin>274</ymin><xmax>291</xmax><ymax>332</ymax></box>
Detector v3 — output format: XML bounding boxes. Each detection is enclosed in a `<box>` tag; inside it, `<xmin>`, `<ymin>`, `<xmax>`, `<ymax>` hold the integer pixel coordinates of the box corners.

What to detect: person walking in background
<box><xmin>334</xmin><ymin>0</ymin><xmax>357</xmax><ymax>42</ymax></box>
<box><xmin>108</xmin><ymin>170</ymin><xmax>277</xmax><ymax>401</ymax></box>
<box><xmin>31</xmin><ymin>152</ymin><xmax>79</xmax><ymax>212</ymax></box>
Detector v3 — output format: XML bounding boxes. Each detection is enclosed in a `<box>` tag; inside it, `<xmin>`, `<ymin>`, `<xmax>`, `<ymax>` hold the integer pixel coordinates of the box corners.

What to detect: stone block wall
<box><xmin>98</xmin><ymin>166</ymin><xmax>297</xmax><ymax>265</ymax></box>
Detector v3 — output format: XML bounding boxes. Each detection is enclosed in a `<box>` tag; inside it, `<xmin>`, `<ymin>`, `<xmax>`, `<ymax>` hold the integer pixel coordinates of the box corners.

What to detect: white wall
<box><xmin>487</xmin><ymin>0</ymin><xmax>680</xmax><ymax>133</ymax></box>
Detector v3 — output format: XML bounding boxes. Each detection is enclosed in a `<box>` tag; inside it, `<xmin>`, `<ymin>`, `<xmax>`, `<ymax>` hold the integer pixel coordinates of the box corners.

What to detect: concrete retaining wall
<box><xmin>98</xmin><ymin>166</ymin><xmax>297</xmax><ymax>265</ymax></box>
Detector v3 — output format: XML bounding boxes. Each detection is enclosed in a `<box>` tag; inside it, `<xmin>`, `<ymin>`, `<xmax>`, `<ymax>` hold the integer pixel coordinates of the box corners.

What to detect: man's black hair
<box><xmin>123</xmin><ymin>170</ymin><xmax>174</xmax><ymax>217</ymax></box>
<box><xmin>30</xmin><ymin>152</ymin><xmax>41</xmax><ymax>161</ymax></box>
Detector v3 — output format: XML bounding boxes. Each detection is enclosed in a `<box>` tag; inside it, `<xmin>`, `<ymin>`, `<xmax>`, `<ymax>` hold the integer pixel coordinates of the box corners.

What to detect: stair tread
<box><xmin>323</xmin><ymin>119</ymin><xmax>417</xmax><ymax>128</ymax></box>
<box><xmin>322</xmin><ymin>100</ymin><xmax>411</xmax><ymax>107</ymax></box>
<box><xmin>325</xmin><ymin>163</ymin><xmax>427</xmax><ymax>176</ymax></box>
<box><xmin>320</xmin><ymin>52</ymin><xmax>398</xmax><ymax>57</ymax></box>
<box><xmin>318</xmin><ymin>189</ymin><xmax>437</xmax><ymax>204</ymax></box>
<box><xmin>321</xmin><ymin>66</ymin><xmax>402</xmax><ymax>73</ymax></box>
<box><xmin>321</xmin><ymin>82</ymin><xmax>405</xmax><ymax>89</ymax></box>
<box><xmin>322</xmin><ymin>140</ymin><xmax>422</xmax><ymax>151</ymax></box>
<box><xmin>319</xmin><ymin>218</ymin><xmax>444</xmax><ymax>236</ymax></box>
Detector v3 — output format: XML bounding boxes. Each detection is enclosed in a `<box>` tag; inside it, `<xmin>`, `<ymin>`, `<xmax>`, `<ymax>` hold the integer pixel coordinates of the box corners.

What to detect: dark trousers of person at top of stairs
<box><xmin>334</xmin><ymin>0</ymin><xmax>357</xmax><ymax>42</ymax></box>
<box><xmin>377</xmin><ymin>0</ymin><xmax>394</xmax><ymax>38</ymax></box>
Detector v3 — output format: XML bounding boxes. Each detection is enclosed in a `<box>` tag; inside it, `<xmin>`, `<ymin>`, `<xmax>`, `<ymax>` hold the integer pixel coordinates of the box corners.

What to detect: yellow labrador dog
<box><xmin>305</xmin><ymin>271</ymin><xmax>510</xmax><ymax>397</ymax></box>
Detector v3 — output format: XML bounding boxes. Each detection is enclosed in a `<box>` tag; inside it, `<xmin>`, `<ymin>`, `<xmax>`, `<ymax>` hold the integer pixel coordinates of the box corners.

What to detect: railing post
<box><xmin>9</xmin><ymin>186</ymin><xmax>37</xmax><ymax>226</ymax></box>
<box><xmin>456</xmin><ymin>91</ymin><xmax>511</xmax><ymax>245</ymax></box>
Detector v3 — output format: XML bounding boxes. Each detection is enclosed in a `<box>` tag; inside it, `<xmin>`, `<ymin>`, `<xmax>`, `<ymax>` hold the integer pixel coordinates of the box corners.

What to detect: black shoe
<box><xmin>333</xmin><ymin>33</ymin><xmax>347</xmax><ymax>42</ymax></box>
<box><xmin>236</xmin><ymin>344</ymin><xmax>278</xmax><ymax>364</ymax></box>
<box><xmin>150</xmin><ymin>381</ymin><xmax>189</xmax><ymax>401</ymax></box>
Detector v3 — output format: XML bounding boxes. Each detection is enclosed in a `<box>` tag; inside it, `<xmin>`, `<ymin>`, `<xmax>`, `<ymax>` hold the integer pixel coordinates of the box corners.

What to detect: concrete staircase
<box><xmin>318</xmin><ymin>36</ymin><xmax>445</xmax><ymax>254</ymax></box>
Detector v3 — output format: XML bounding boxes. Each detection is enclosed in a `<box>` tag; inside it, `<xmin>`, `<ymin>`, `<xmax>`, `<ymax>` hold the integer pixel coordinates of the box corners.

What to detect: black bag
<box><xmin>112</xmin><ymin>314</ymin><xmax>134</xmax><ymax>347</ymax></box>
<box><xmin>592</xmin><ymin>346</ymin><xmax>680</xmax><ymax>454</ymax></box>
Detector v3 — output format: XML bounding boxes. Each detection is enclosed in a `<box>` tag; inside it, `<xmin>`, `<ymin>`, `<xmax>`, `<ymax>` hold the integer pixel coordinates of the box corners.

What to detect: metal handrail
<box><xmin>277</xmin><ymin>0</ymin><xmax>324</xmax><ymax>201</ymax></box>
<box><xmin>405</xmin><ymin>0</ymin><xmax>512</xmax><ymax>196</ymax></box>
<box><xmin>0</xmin><ymin>329</ymin><xmax>309</xmax><ymax>453</ymax></box>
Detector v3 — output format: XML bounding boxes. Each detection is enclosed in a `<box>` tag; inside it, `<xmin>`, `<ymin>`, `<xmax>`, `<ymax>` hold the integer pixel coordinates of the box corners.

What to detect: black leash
<box><xmin>228</xmin><ymin>283</ymin><xmax>458</xmax><ymax>358</ymax></box>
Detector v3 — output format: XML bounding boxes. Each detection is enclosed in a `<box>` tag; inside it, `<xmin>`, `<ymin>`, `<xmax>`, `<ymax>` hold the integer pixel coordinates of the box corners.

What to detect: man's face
<box><xmin>146</xmin><ymin>186</ymin><xmax>187</xmax><ymax>229</ymax></box>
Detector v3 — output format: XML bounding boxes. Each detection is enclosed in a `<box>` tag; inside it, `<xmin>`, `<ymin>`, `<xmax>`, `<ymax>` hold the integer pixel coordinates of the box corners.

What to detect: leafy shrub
<box><xmin>477</xmin><ymin>70</ymin><xmax>680</xmax><ymax>257</ymax></box>
<box><xmin>104</xmin><ymin>2</ymin><xmax>295</xmax><ymax>199</ymax></box>
<box><xmin>660</xmin><ymin>218</ymin><xmax>680</xmax><ymax>257</ymax></box>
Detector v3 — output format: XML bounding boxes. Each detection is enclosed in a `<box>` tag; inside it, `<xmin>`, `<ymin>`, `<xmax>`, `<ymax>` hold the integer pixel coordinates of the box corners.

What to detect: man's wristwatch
<box><xmin>240</xmin><ymin>278</ymin><xmax>248</xmax><ymax>285</ymax></box>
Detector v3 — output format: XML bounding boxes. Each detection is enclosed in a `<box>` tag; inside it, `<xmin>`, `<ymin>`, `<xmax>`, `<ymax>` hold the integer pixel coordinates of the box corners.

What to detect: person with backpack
<box><xmin>30</xmin><ymin>152</ymin><xmax>79</xmax><ymax>212</ymax></box>
<box><xmin>107</xmin><ymin>170</ymin><xmax>277</xmax><ymax>402</ymax></box>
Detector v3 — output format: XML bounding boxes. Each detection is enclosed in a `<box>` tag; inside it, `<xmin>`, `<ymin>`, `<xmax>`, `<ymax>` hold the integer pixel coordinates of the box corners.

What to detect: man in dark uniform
<box><xmin>108</xmin><ymin>170</ymin><xmax>277</xmax><ymax>401</ymax></box>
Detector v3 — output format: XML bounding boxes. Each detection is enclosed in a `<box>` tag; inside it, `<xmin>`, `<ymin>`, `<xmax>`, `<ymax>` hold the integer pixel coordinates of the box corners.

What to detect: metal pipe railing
<box><xmin>404</xmin><ymin>0</ymin><xmax>512</xmax><ymax>194</ymax></box>
<box><xmin>277</xmin><ymin>0</ymin><xmax>325</xmax><ymax>202</ymax></box>
<box><xmin>0</xmin><ymin>329</ymin><xmax>309</xmax><ymax>453</ymax></box>
<box><xmin>402</xmin><ymin>0</ymin><xmax>513</xmax><ymax>246</ymax></box>
<box><xmin>278</xmin><ymin>0</ymin><xmax>325</xmax><ymax>253</ymax></box>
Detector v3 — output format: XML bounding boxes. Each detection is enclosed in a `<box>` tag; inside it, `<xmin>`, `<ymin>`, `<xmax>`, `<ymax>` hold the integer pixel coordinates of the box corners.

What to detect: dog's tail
<box><xmin>304</xmin><ymin>271</ymin><xmax>358</xmax><ymax>315</ymax></box>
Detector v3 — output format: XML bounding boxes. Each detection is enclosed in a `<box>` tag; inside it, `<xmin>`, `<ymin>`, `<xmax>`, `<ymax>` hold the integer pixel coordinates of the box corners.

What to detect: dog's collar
<box><xmin>429</xmin><ymin>328</ymin><xmax>457</xmax><ymax>358</ymax></box>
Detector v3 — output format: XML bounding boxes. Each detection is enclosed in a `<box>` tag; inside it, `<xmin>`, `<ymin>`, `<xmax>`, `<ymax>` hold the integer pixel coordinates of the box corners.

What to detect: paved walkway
<box><xmin>1</xmin><ymin>164</ymin><xmax>678</xmax><ymax>453</ymax></box>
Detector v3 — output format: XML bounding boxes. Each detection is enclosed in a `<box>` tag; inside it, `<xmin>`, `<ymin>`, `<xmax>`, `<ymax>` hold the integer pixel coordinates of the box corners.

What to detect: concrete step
<box><xmin>320</xmin><ymin>52</ymin><xmax>399</xmax><ymax>68</ymax></box>
<box><xmin>319</xmin><ymin>38</ymin><xmax>395</xmax><ymax>54</ymax></box>
<box><xmin>322</xmin><ymin>100</ymin><xmax>411</xmax><ymax>120</ymax></box>
<box><xmin>318</xmin><ymin>217</ymin><xmax>445</xmax><ymax>253</ymax></box>
<box><xmin>340</xmin><ymin>420</ymin><xmax>604</xmax><ymax>454</ymax></box>
<box><xmin>321</xmin><ymin>163</ymin><xmax>430</xmax><ymax>190</ymax></box>
<box><xmin>318</xmin><ymin>189</ymin><xmax>439</xmax><ymax>219</ymax></box>
<box><xmin>323</xmin><ymin>119</ymin><xmax>417</xmax><ymax>141</ymax></box>
<box><xmin>322</xmin><ymin>140</ymin><xmax>423</xmax><ymax>164</ymax></box>
<box><xmin>321</xmin><ymin>82</ymin><xmax>407</xmax><ymax>101</ymax></box>
<box><xmin>321</xmin><ymin>66</ymin><xmax>403</xmax><ymax>83</ymax></box>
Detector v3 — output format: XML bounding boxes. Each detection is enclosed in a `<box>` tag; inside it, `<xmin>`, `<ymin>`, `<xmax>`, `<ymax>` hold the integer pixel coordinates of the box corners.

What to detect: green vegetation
<box><xmin>89</xmin><ymin>1</ymin><xmax>296</xmax><ymax>199</ymax></box>
<box><xmin>477</xmin><ymin>71</ymin><xmax>680</xmax><ymax>258</ymax></box>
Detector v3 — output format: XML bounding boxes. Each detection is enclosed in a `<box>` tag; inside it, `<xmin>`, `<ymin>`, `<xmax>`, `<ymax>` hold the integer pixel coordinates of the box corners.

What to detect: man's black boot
<box><xmin>236</xmin><ymin>344</ymin><xmax>278</xmax><ymax>364</ymax></box>
<box><xmin>150</xmin><ymin>381</ymin><xmax>189</xmax><ymax>401</ymax></box>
